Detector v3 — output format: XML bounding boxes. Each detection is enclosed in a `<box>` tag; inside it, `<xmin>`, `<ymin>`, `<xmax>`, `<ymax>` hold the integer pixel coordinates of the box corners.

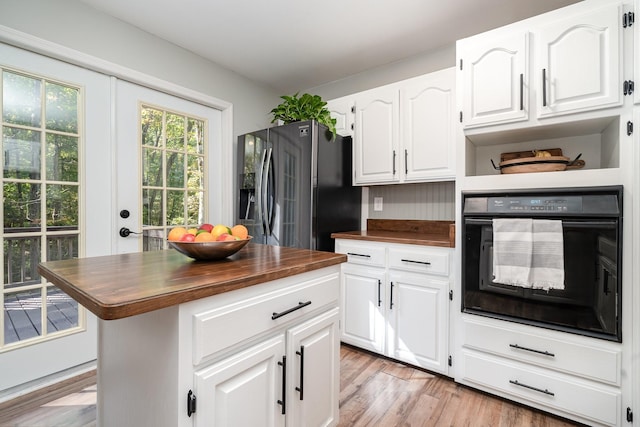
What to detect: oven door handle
<box><xmin>464</xmin><ymin>218</ymin><xmax>618</xmax><ymax>228</ymax></box>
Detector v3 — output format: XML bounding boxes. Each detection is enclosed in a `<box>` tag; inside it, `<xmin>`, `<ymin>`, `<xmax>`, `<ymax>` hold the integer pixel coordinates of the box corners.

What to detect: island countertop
<box><xmin>38</xmin><ymin>243</ymin><xmax>346</xmax><ymax>321</ymax></box>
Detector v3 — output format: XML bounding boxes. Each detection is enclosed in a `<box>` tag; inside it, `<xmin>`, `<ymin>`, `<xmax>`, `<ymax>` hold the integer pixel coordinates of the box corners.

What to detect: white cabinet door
<box><xmin>353</xmin><ymin>86</ymin><xmax>400</xmax><ymax>184</ymax></box>
<box><xmin>287</xmin><ymin>308</ymin><xmax>340</xmax><ymax>427</ymax></box>
<box><xmin>387</xmin><ymin>271</ymin><xmax>449</xmax><ymax>374</ymax></box>
<box><xmin>401</xmin><ymin>68</ymin><xmax>456</xmax><ymax>181</ymax></box>
<box><xmin>326</xmin><ymin>96</ymin><xmax>354</xmax><ymax>137</ymax></box>
<box><xmin>194</xmin><ymin>336</ymin><xmax>286</xmax><ymax>427</ymax></box>
<box><xmin>536</xmin><ymin>2</ymin><xmax>621</xmax><ymax>117</ymax></box>
<box><xmin>340</xmin><ymin>263</ymin><xmax>386</xmax><ymax>353</ymax></box>
<box><xmin>460</xmin><ymin>32</ymin><xmax>529</xmax><ymax>128</ymax></box>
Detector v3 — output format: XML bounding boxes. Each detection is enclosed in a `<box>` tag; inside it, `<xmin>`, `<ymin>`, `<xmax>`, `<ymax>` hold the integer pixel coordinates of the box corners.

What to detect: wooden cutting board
<box><xmin>499</xmin><ymin>156</ymin><xmax>569</xmax><ymax>174</ymax></box>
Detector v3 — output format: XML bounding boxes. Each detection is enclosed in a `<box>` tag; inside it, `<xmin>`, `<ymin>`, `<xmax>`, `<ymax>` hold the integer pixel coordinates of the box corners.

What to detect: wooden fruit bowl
<box><xmin>168</xmin><ymin>237</ymin><xmax>252</xmax><ymax>260</ymax></box>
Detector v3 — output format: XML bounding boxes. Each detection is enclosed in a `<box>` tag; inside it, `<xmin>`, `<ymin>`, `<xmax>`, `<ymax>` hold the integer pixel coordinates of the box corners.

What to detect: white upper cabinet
<box><xmin>458</xmin><ymin>0</ymin><xmax>624</xmax><ymax>131</ymax></box>
<box><xmin>536</xmin><ymin>2</ymin><xmax>622</xmax><ymax>117</ymax></box>
<box><xmin>353</xmin><ymin>85</ymin><xmax>400</xmax><ymax>185</ymax></box>
<box><xmin>345</xmin><ymin>67</ymin><xmax>455</xmax><ymax>186</ymax></box>
<box><xmin>326</xmin><ymin>96</ymin><xmax>354</xmax><ymax>137</ymax></box>
<box><xmin>401</xmin><ymin>68</ymin><xmax>456</xmax><ymax>182</ymax></box>
<box><xmin>460</xmin><ymin>32</ymin><xmax>529</xmax><ymax>128</ymax></box>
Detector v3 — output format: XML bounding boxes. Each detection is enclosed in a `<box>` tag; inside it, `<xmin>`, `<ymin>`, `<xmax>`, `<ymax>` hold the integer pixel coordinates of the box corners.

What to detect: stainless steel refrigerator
<box><xmin>237</xmin><ymin>120</ymin><xmax>361</xmax><ymax>252</ymax></box>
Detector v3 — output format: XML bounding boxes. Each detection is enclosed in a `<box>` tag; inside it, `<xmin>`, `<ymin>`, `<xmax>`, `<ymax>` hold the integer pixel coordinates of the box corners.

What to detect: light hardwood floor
<box><xmin>1</xmin><ymin>344</ymin><xmax>581</xmax><ymax>427</ymax></box>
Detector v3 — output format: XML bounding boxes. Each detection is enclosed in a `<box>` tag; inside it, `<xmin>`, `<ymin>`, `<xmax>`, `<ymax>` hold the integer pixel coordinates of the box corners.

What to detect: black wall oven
<box><xmin>462</xmin><ymin>186</ymin><xmax>622</xmax><ymax>342</ymax></box>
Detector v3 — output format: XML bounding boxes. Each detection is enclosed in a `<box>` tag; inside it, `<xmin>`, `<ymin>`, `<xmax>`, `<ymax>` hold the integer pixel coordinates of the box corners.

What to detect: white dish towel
<box><xmin>492</xmin><ymin>218</ymin><xmax>565</xmax><ymax>291</ymax></box>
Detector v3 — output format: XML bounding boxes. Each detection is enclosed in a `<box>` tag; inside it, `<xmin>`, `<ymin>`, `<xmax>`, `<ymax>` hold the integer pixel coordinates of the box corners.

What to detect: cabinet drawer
<box><xmin>463</xmin><ymin>318</ymin><xmax>620</xmax><ymax>385</ymax></box>
<box><xmin>335</xmin><ymin>240</ymin><xmax>385</xmax><ymax>267</ymax></box>
<box><xmin>192</xmin><ymin>272</ymin><xmax>339</xmax><ymax>365</ymax></box>
<box><xmin>388</xmin><ymin>246</ymin><xmax>450</xmax><ymax>276</ymax></box>
<box><xmin>461</xmin><ymin>350</ymin><xmax>620</xmax><ymax>426</ymax></box>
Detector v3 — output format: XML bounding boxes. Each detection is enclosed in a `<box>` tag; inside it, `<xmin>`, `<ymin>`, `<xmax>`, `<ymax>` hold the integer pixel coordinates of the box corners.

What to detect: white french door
<box><xmin>114</xmin><ymin>80</ymin><xmax>223</xmax><ymax>254</ymax></box>
<box><xmin>0</xmin><ymin>43</ymin><xmax>111</xmax><ymax>390</ymax></box>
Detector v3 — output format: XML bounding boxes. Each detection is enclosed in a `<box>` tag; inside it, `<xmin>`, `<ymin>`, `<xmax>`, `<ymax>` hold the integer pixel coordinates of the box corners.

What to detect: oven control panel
<box><xmin>487</xmin><ymin>196</ymin><xmax>583</xmax><ymax>213</ymax></box>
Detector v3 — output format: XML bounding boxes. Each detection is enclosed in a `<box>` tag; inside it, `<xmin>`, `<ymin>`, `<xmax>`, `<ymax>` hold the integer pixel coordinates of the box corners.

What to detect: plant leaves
<box><xmin>270</xmin><ymin>92</ymin><xmax>337</xmax><ymax>140</ymax></box>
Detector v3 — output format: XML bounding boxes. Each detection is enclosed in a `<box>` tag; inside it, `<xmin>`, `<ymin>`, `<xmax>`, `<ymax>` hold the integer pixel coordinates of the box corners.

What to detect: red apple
<box><xmin>180</xmin><ymin>233</ymin><xmax>196</xmax><ymax>242</ymax></box>
<box><xmin>199</xmin><ymin>223</ymin><xmax>214</xmax><ymax>232</ymax></box>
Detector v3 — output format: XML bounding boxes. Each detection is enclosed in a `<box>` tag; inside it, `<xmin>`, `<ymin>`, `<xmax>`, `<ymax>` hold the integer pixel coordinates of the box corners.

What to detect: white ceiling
<box><xmin>78</xmin><ymin>0</ymin><xmax>580</xmax><ymax>93</ymax></box>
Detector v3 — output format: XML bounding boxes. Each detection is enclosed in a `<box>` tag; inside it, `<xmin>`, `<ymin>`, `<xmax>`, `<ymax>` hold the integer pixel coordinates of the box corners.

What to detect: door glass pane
<box><xmin>4</xmin><ymin>236</ymin><xmax>41</xmax><ymax>289</ymax></box>
<box><xmin>3</xmin><ymin>127</ymin><xmax>41</xmax><ymax>180</ymax></box>
<box><xmin>4</xmin><ymin>289</ymin><xmax>42</xmax><ymax>344</ymax></box>
<box><xmin>140</xmin><ymin>105</ymin><xmax>206</xmax><ymax>250</ymax></box>
<box><xmin>143</xmin><ymin>147</ymin><xmax>163</xmax><ymax>187</ymax></box>
<box><xmin>166</xmin><ymin>113</ymin><xmax>184</xmax><ymax>150</ymax></box>
<box><xmin>47</xmin><ymin>234</ymin><xmax>79</xmax><ymax>261</ymax></box>
<box><xmin>143</xmin><ymin>188</ymin><xmax>163</xmax><ymax>227</ymax></box>
<box><xmin>46</xmin><ymin>133</ymin><xmax>78</xmax><ymax>181</ymax></box>
<box><xmin>1</xmin><ymin>69</ymin><xmax>83</xmax><ymax>349</ymax></box>
<box><xmin>46</xmin><ymin>286</ymin><xmax>79</xmax><ymax>333</ymax></box>
<box><xmin>141</xmin><ymin>107</ymin><xmax>163</xmax><ymax>147</ymax></box>
<box><xmin>45</xmin><ymin>82</ymin><xmax>78</xmax><ymax>133</ymax></box>
<box><xmin>3</xmin><ymin>182</ymin><xmax>41</xmax><ymax>229</ymax></box>
<box><xmin>187</xmin><ymin>191</ymin><xmax>204</xmax><ymax>225</ymax></box>
<box><xmin>166</xmin><ymin>190</ymin><xmax>185</xmax><ymax>225</ymax></box>
<box><xmin>46</xmin><ymin>184</ymin><xmax>78</xmax><ymax>229</ymax></box>
<box><xmin>167</xmin><ymin>152</ymin><xmax>185</xmax><ymax>188</ymax></box>
<box><xmin>2</xmin><ymin>71</ymin><xmax>41</xmax><ymax>127</ymax></box>
<box><xmin>187</xmin><ymin>118</ymin><xmax>204</xmax><ymax>155</ymax></box>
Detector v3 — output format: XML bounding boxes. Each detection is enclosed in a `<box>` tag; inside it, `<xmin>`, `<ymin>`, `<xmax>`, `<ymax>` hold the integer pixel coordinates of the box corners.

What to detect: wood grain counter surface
<box><xmin>331</xmin><ymin>219</ymin><xmax>455</xmax><ymax>248</ymax></box>
<box><xmin>38</xmin><ymin>243</ymin><xmax>346</xmax><ymax>321</ymax></box>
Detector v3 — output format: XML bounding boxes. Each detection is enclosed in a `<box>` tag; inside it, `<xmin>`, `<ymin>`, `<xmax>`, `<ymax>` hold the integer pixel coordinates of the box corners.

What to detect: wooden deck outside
<box><xmin>3</xmin><ymin>287</ymin><xmax>79</xmax><ymax>345</ymax></box>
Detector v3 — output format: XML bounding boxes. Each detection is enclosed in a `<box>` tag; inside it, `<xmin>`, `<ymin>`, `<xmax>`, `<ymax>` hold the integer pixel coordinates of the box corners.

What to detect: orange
<box><xmin>231</xmin><ymin>224</ymin><xmax>249</xmax><ymax>240</ymax></box>
<box><xmin>194</xmin><ymin>232</ymin><xmax>216</xmax><ymax>242</ymax></box>
<box><xmin>167</xmin><ymin>227</ymin><xmax>188</xmax><ymax>241</ymax></box>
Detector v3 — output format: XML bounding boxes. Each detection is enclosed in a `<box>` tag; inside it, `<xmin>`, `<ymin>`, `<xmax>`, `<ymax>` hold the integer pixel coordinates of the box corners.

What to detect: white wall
<box><xmin>0</xmin><ymin>0</ymin><xmax>280</xmax><ymax>137</ymax></box>
<box><xmin>307</xmin><ymin>44</ymin><xmax>456</xmax><ymax>100</ymax></box>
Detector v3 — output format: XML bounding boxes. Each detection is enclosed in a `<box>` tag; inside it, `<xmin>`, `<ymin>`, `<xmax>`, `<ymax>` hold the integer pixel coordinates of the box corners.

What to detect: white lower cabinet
<box><xmin>459</xmin><ymin>316</ymin><xmax>622</xmax><ymax>426</ymax></box>
<box><xmin>336</xmin><ymin>239</ymin><xmax>452</xmax><ymax>375</ymax></box>
<box><xmin>340</xmin><ymin>263</ymin><xmax>386</xmax><ymax>354</ymax></box>
<box><xmin>194</xmin><ymin>336</ymin><xmax>286</xmax><ymax>427</ymax></box>
<box><xmin>194</xmin><ymin>308</ymin><xmax>339</xmax><ymax>427</ymax></box>
<box><xmin>387</xmin><ymin>270</ymin><xmax>449</xmax><ymax>374</ymax></box>
<box><xmin>286</xmin><ymin>308</ymin><xmax>340</xmax><ymax>427</ymax></box>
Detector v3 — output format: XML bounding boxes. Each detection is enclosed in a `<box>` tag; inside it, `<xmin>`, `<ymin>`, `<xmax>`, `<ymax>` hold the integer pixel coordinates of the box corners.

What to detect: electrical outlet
<box><xmin>374</xmin><ymin>197</ymin><xmax>383</xmax><ymax>211</ymax></box>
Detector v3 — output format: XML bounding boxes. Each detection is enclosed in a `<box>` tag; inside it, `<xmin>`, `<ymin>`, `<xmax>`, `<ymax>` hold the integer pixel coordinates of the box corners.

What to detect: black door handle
<box><xmin>119</xmin><ymin>227</ymin><xmax>142</xmax><ymax>238</ymax></box>
<box><xmin>295</xmin><ymin>345</ymin><xmax>305</xmax><ymax>400</ymax></box>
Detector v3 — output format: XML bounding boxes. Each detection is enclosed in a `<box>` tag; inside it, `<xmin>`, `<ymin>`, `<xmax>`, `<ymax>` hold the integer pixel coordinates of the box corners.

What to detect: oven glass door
<box><xmin>463</xmin><ymin>218</ymin><xmax>620</xmax><ymax>341</ymax></box>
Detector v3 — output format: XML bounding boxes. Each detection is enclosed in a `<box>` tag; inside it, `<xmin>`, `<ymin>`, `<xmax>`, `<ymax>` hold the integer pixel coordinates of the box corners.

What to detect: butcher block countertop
<box><xmin>38</xmin><ymin>243</ymin><xmax>346</xmax><ymax>321</ymax></box>
<box><xmin>331</xmin><ymin>219</ymin><xmax>455</xmax><ymax>248</ymax></box>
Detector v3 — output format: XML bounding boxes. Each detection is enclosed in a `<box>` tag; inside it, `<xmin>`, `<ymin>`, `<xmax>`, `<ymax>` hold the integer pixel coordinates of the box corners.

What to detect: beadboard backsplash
<box><xmin>366</xmin><ymin>181</ymin><xmax>455</xmax><ymax>221</ymax></box>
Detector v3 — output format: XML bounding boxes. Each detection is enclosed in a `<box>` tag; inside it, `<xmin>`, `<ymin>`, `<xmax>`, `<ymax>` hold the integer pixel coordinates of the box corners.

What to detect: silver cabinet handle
<box><xmin>404</xmin><ymin>149</ymin><xmax>408</xmax><ymax>174</ymax></box>
<box><xmin>392</xmin><ymin>150</ymin><xmax>396</xmax><ymax>175</ymax></box>
<box><xmin>542</xmin><ymin>68</ymin><xmax>547</xmax><ymax>107</ymax></box>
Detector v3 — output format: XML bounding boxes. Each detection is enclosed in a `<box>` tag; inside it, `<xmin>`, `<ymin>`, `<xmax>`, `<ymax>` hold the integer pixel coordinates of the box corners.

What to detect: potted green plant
<box><xmin>270</xmin><ymin>92</ymin><xmax>337</xmax><ymax>140</ymax></box>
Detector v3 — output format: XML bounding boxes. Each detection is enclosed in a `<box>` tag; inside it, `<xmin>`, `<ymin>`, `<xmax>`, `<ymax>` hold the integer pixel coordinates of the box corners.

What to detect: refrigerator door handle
<box><xmin>262</xmin><ymin>147</ymin><xmax>273</xmax><ymax>237</ymax></box>
<box><xmin>255</xmin><ymin>148</ymin><xmax>268</xmax><ymax>233</ymax></box>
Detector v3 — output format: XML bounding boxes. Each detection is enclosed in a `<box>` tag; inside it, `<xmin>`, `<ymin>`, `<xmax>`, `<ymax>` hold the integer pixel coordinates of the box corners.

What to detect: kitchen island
<box><xmin>38</xmin><ymin>243</ymin><xmax>346</xmax><ymax>427</ymax></box>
